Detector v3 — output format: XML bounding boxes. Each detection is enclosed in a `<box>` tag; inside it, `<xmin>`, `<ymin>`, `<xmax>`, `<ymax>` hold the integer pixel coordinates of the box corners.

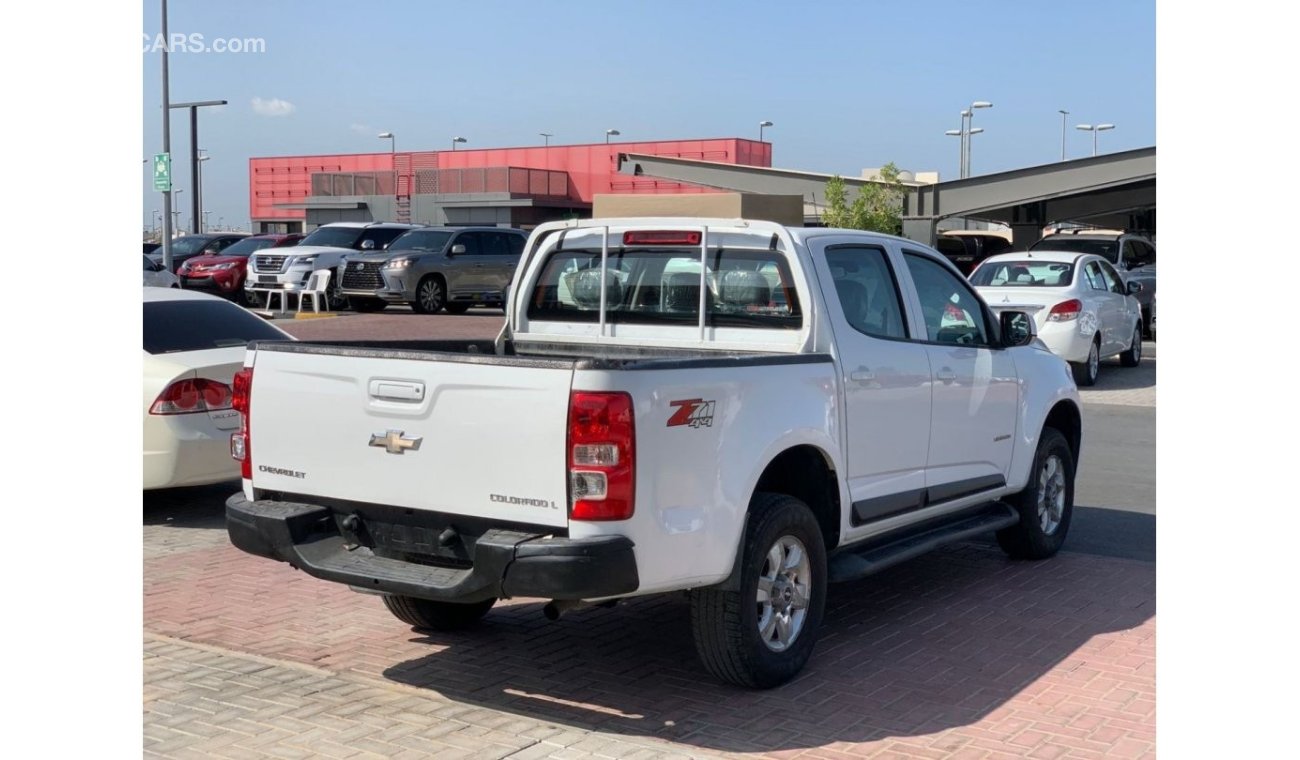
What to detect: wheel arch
<box><xmin>751</xmin><ymin>444</ymin><xmax>841</xmax><ymax>553</ymax></box>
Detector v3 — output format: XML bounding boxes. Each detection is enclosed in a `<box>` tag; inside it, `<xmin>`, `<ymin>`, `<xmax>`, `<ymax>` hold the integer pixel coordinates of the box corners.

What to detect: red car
<box><xmin>179</xmin><ymin>234</ymin><xmax>302</xmax><ymax>305</ymax></box>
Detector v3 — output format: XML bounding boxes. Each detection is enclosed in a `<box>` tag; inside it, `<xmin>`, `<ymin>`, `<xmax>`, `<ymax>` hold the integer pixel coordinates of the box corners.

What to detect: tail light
<box><xmin>1048</xmin><ymin>299</ymin><xmax>1083</xmax><ymax>322</ymax></box>
<box><xmin>230</xmin><ymin>367</ymin><xmax>253</xmax><ymax>479</ymax></box>
<box><xmin>622</xmin><ymin>230</ymin><xmax>702</xmax><ymax>246</ymax></box>
<box><xmin>567</xmin><ymin>392</ymin><xmax>635</xmax><ymax>521</ymax></box>
<box><xmin>149</xmin><ymin>378</ymin><xmax>232</xmax><ymax>415</ymax></box>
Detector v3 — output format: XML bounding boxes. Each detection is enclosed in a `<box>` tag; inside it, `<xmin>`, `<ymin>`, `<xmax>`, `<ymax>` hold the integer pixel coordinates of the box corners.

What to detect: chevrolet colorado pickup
<box><xmin>226</xmin><ymin>218</ymin><xmax>1082</xmax><ymax>688</ymax></box>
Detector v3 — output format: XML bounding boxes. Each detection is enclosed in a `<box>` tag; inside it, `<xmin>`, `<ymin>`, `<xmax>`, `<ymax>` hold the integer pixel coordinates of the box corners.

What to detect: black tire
<box><xmin>411</xmin><ymin>276</ymin><xmax>446</xmax><ymax>314</ymax></box>
<box><xmin>1070</xmin><ymin>337</ymin><xmax>1100</xmax><ymax>387</ymax></box>
<box><xmin>996</xmin><ymin>427</ymin><xmax>1075</xmax><ymax>560</ymax></box>
<box><xmin>350</xmin><ymin>297</ymin><xmax>388</xmax><ymax>313</ymax></box>
<box><xmin>1119</xmin><ymin>323</ymin><xmax>1142</xmax><ymax>367</ymax></box>
<box><xmin>382</xmin><ymin>595</ymin><xmax>495</xmax><ymax>632</ymax></box>
<box><xmin>443</xmin><ymin>302</ymin><xmax>471</xmax><ymax>315</ymax></box>
<box><xmin>690</xmin><ymin>492</ymin><xmax>827</xmax><ymax>689</ymax></box>
<box><xmin>326</xmin><ymin>268</ymin><xmax>348</xmax><ymax>311</ymax></box>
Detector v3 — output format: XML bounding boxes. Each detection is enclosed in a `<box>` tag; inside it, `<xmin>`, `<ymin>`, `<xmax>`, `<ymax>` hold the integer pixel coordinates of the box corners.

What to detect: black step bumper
<box><xmin>225</xmin><ymin>493</ymin><xmax>638</xmax><ymax>603</ymax></box>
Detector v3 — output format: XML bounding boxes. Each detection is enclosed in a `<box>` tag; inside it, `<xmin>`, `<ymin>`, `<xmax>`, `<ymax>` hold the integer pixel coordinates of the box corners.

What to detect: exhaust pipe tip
<box><xmin>542</xmin><ymin>602</ymin><xmax>562</xmax><ymax>621</ymax></box>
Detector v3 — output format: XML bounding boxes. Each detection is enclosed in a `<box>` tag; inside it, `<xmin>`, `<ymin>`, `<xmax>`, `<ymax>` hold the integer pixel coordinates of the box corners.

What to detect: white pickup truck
<box><xmin>226</xmin><ymin>218</ymin><xmax>1082</xmax><ymax>689</ymax></box>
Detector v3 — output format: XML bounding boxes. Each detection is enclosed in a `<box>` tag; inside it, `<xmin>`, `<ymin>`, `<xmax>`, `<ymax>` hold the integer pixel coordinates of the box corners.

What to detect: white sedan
<box><xmin>970</xmin><ymin>251</ymin><xmax>1143</xmax><ymax>386</ymax></box>
<box><xmin>143</xmin><ymin>288</ymin><xmax>294</xmax><ymax>489</ymax></box>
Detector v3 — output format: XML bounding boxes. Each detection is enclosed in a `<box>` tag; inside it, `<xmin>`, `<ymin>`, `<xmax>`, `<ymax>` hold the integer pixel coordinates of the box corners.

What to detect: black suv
<box><xmin>1030</xmin><ymin>230</ymin><xmax>1156</xmax><ymax>338</ymax></box>
<box><xmin>936</xmin><ymin>233</ymin><xmax>1013</xmax><ymax>276</ymax></box>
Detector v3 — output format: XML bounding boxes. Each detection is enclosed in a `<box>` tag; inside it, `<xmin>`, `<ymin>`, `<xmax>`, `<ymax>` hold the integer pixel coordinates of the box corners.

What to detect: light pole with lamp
<box><xmin>759</xmin><ymin>120</ymin><xmax>773</xmax><ymax>142</ymax></box>
<box><xmin>203</xmin><ymin>210</ymin><xmax>212</xmax><ymax>231</ymax></box>
<box><xmin>1076</xmin><ymin>123</ymin><xmax>1115</xmax><ymax>156</ymax></box>
<box><xmin>168</xmin><ymin>99</ymin><xmax>227</xmax><ymax>239</ymax></box>
<box><xmin>377</xmin><ymin>132</ymin><xmax>396</xmax><ymax>199</ymax></box>
<box><xmin>605</xmin><ymin>129</ymin><xmax>620</xmax><ymax>144</ymax></box>
<box><xmin>962</xmin><ymin>101</ymin><xmax>992</xmax><ymax>178</ymax></box>
<box><xmin>196</xmin><ymin>152</ymin><xmax>210</xmax><ymax>233</ymax></box>
<box><xmin>451</xmin><ymin>137</ymin><xmax>466</xmax><ymax>150</ymax></box>
<box><xmin>540</xmin><ymin>132</ymin><xmax>552</xmax><ymax>147</ymax></box>
<box><xmin>1058</xmin><ymin>110</ymin><xmax>1069</xmax><ymax>161</ymax></box>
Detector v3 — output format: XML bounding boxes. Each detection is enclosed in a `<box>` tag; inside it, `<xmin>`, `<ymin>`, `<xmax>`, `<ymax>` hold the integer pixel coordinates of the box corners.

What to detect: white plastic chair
<box><xmin>257</xmin><ymin>288</ymin><xmax>291</xmax><ymax>315</ymax></box>
<box><xmin>298</xmin><ymin>269</ymin><xmax>332</xmax><ymax>313</ymax></box>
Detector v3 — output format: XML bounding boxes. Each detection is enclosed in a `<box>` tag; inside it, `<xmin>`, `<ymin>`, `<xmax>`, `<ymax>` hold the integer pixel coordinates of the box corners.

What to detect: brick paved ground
<box><xmin>144</xmin><ymin>487</ymin><xmax>1154</xmax><ymax>760</ymax></box>
<box><xmin>144</xmin><ymin>311</ymin><xmax>1155</xmax><ymax>758</ymax></box>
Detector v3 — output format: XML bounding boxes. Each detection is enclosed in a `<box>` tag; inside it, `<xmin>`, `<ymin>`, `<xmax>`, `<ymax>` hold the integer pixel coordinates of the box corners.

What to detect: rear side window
<box><xmin>143</xmin><ymin>300</ymin><xmax>288</xmax><ymax>354</ymax></box>
<box><xmin>527</xmin><ymin>248</ymin><xmax>802</xmax><ymax>330</ymax></box>
<box><xmin>824</xmin><ymin>246</ymin><xmax>908</xmax><ymax>339</ymax></box>
<box><xmin>1128</xmin><ymin>240</ymin><xmax>1156</xmax><ymax>267</ymax></box>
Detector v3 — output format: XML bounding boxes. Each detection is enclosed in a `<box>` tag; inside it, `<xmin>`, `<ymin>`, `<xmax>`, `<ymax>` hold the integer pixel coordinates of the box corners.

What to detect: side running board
<box><xmin>828</xmin><ymin>502</ymin><xmax>1019</xmax><ymax>584</ymax></box>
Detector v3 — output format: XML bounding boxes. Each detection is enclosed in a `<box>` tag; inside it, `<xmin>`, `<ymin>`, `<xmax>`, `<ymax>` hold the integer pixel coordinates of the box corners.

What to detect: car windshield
<box><xmin>218</xmin><ymin>237</ymin><xmax>279</xmax><ymax>256</ymax></box>
<box><xmin>143</xmin><ymin>300</ymin><xmax>289</xmax><ymax>354</ymax></box>
<box><xmin>170</xmin><ymin>236</ymin><xmax>215</xmax><ymax>255</ymax></box>
<box><xmin>970</xmin><ymin>260</ymin><xmax>1076</xmax><ymax>287</ymax></box>
<box><xmin>388</xmin><ymin>230</ymin><xmax>454</xmax><ymax>254</ymax></box>
<box><xmin>1030</xmin><ymin>237</ymin><xmax>1118</xmax><ymax>263</ymax></box>
<box><xmin>298</xmin><ymin>226</ymin><xmax>364</xmax><ymax>248</ymax></box>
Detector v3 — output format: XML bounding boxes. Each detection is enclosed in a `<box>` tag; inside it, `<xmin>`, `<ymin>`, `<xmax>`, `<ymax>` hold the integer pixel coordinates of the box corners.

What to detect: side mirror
<box><xmin>1000</xmin><ymin>310</ymin><xmax>1037</xmax><ymax>348</ymax></box>
<box><xmin>1126</xmin><ymin>281</ymin><xmax>1144</xmax><ymax>295</ymax></box>
<box><xmin>359</xmin><ymin>239</ymin><xmax>376</xmax><ymax>250</ymax></box>
<box><xmin>449</xmin><ymin>244</ymin><xmax>466</xmax><ymax>255</ymax></box>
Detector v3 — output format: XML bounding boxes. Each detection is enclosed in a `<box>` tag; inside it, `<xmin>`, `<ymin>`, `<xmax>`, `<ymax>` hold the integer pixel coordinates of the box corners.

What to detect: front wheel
<box><xmin>326</xmin><ymin>269</ymin><xmax>348</xmax><ymax>311</ymax></box>
<box><xmin>996</xmin><ymin>427</ymin><xmax>1075</xmax><ymax>560</ymax></box>
<box><xmin>1070</xmin><ymin>337</ymin><xmax>1100</xmax><ymax>387</ymax></box>
<box><xmin>690</xmin><ymin>492</ymin><xmax>827</xmax><ymax>689</ymax></box>
<box><xmin>382</xmin><ymin>595</ymin><xmax>495</xmax><ymax>632</ymax></box>
<box><xmin>411</xmin><ymin>276</ymin><xmax>446</xmax><ymax>314</ymax></box>
<box><xmin>1119</xmin><ymin>323</ymin><xmax>1142</xmax><ymax>367</ymax></box>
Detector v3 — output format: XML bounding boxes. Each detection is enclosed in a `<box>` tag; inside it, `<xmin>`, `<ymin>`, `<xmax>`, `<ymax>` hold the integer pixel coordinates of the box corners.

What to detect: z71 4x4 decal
<box><xmin>667</xmin><ymin>398</ymin><xmax>716</xmax><ymax>428</ymax></box>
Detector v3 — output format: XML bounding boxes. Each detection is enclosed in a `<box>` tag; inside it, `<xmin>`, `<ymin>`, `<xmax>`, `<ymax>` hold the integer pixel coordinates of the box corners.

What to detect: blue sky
<box><xmin>141</xmin><ymin>0</ymin><xmax>1155</xmax><ymax>232</ymax></box>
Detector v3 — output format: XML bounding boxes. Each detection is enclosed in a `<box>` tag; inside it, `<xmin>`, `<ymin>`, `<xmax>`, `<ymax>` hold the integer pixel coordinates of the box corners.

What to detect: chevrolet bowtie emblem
<box><xmin>369</xmin><ymin>430</ymin><xmax>422</xmax><ymax>454</ymax></box>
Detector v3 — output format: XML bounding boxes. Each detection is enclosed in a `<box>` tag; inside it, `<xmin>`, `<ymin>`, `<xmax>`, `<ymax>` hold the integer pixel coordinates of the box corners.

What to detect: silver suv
<box><xmin>1030</xmin><ymin>229</ymin><xmax>1156</xmax><ymax>338</ymax></box>
<box><xmin>245</xmin><ymin>222</ymin><xmax>421</xmax><ymax>310</ymax></box>
<box><xmin>339</xmin><ymin>227</ymin><xmax>527</xmax><ymax>313</ymax></box>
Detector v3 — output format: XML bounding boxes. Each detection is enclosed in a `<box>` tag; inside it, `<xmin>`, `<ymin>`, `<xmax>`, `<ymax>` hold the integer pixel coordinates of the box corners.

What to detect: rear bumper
<box><xmin>225</xmin><ymin>493</ymin><xmax>639</xmax><ymax>603</ymax></box>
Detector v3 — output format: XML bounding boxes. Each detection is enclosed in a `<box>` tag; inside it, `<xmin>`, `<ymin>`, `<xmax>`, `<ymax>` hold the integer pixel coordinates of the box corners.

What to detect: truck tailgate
<box><xmin>249</xmin><ymin>346</ymin><xmax>574</xmax><ymax>528</ymax></box>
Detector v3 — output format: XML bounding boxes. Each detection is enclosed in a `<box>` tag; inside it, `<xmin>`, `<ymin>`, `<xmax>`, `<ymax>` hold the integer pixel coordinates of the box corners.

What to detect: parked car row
<box><xmin>244</xmin><ymin>222</ymin><xmax>527</xmax><ymax>314</ymax></box>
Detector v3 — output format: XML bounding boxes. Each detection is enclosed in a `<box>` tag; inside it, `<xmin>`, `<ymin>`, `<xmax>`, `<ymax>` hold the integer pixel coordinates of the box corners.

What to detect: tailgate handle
<box><xmin>369</xmin><ymin>379</ymin><xmax>425</xmax><ymax>402</ymax></box>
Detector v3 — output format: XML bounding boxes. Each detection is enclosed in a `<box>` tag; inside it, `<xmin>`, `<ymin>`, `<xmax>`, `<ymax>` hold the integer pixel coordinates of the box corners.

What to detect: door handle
<box><xmin>849</xmin><ymin>366</ymin><xmax>876</xmax><ymax>383</ymax></box>
<box><xmin>936</xmin><ymin>367</ymin><xmax>956</xmax><ymax>384</ymax></box>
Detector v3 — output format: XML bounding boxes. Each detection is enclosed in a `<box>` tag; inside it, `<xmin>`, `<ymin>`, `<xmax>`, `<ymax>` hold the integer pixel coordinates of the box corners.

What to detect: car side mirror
<box><xmin>449</xmin><ymin>244</ymin><xmax>466</xmax><ymax>255</ymax></box>
<box><xmin>1126</xmin><ymin>281</ymin><xmax>1144</xmax><ymax>295</ymax></box>
<box><xmin>1000</xmin><ymin>310</ymin><xmax>1037</xmax><ymax>348</ymax></box>
<box><xmin>360</xmin><ymin>239</ymin><xmax>376</xmax><ymax>250</ymax></box>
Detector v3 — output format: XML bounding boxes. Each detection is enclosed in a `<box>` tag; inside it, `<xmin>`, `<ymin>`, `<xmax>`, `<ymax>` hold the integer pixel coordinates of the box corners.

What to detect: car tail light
<box><xmin>230</xmin><ymin>367</ymin><xmax>253</xmax><ymax>479</ymax></box>
<box><xmin>622</xmin><ymin>230</ymin><xmax>702</xmax><ymax>246</ymax></box>
<box><xmin>567</xmin><ymin>392</ymin><xmax>635</xmax><ymax>521</ymax></box>
<box><xmin>149</xmin><ymin>378</ymin><xmax>233</xmax><ymax>415</ymax></box>
<box><xmin>1048</xmin><ymin>299</ymin><xmax>1083</xmax><ymax>322</ymax></box>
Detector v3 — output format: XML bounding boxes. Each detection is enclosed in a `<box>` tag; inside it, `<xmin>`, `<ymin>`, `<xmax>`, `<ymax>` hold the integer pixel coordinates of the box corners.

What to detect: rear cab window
<box><xmin>527</xmin><ymin>247</ymin><xmax>802</xmax><ymax>330</ymax></box>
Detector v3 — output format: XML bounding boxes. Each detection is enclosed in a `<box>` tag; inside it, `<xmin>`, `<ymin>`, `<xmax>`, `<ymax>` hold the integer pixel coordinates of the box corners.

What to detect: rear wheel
<box><xmin>350</xmin><ymin>297</ymin><xmax>388</xmax><ymax>313</ymax></box>
<box><xmin>1119</xmin><ymin>323</ymin><xmax>1142</xmax><ymax>367</ymax></box>
<box><xmin>997</xmin><ymin>427</ymin><xmax>1075</xmax><ymax>560</ymax></box>
<box><xmin>444</xmin><ymin>302</ymin><xmax>471</xmax><ymax>315</ymax></box>
<box><xmin>690</xmin><ymin>492</ymin><xmax>827</xmax><ymax>689</ymax></box>
<box><xmin>382</xmin><ymin>595</ymin><xmax>495</xmax><ymax>632</ymax></box>
<box><xmin>411</xmin><ymin>276</ymin><xmax>446</xmax><ymax>314</ymax></box>
<box><xmin>1070</xmin><ymin>337</ymin><xmax>1100</xmax><ymax>387</ymax></box>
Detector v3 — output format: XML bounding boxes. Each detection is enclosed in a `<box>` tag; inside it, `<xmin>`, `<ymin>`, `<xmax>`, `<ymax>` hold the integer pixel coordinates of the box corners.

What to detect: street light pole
<box><xmin>451</xmin><ymin>137</ymin><xmax>466</xmax><ymax>150</ymax></box>
<box><xmin>1076</xmin><ymin>123</ymin><xmax>1116</xmax><ymax>157</ymax></box>
<box><xmin>1058</xmin><ymin>110</ymin><xmax>1069</xmax><ymax>161</ymax></box>
<box><xmin>540</xmin><ymin>132</ymin><xmax>552</xmax><ymax>147</ymax></box>
<box><xmin>759</xmin><ymin>120</ymin><xmax>773</xmax><ymax>142</ymax></box>
<box><xmin>964</xmin><ymin>101</ymin><xmax>992</xmax><ymax>178</ymax></box>
<box><xmin>605</xmin><ymin>129</ymin><xmax>620</xmax><ymax>144</ymax></box>
<box><xmin>945</xmin><ymin>128</ymin><xmax>963</xmax><ymax>179</ymax></box>
<box><xmin>169</xmin><ymin>99</ymin><xmax>227</xmax><ymax>239</ymax></box>
<box><xmin>196</xmin><ymin>152</ymin><xmax>209</xmax><ymax>233</ymax></box>
<box><xmin>159</xmin><ymin>0</ymin><xmax>173</xmax><ymax>270</ymax></box>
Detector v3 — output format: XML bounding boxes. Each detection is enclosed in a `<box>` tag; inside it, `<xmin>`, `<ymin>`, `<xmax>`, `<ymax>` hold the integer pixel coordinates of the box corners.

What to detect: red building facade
<box><xmin>249</xmin><ymin>138</ymin><xmax>771</xmax><ymax>229</ymax></box>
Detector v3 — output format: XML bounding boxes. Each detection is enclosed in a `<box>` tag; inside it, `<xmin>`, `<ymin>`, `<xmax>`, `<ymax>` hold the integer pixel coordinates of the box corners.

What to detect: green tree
<box><xmin>819</xmin><ymin>163</ymin><xmax>907</xmax><ymax>234</ymax></box>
